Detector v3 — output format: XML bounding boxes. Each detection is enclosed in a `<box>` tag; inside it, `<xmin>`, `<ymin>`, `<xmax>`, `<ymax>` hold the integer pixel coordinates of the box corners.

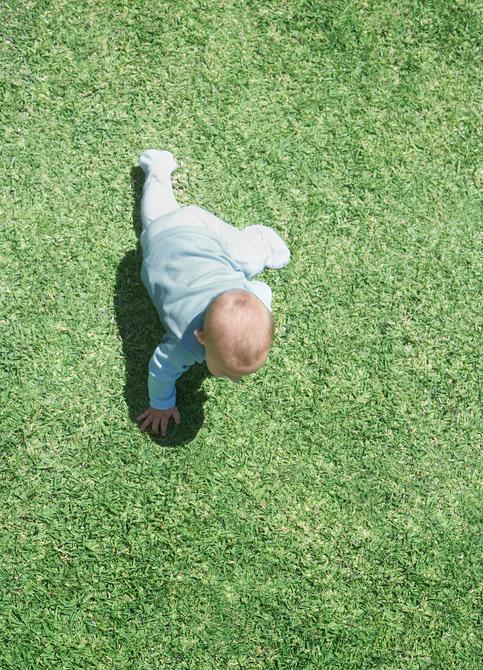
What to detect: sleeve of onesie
<box><xmin>148</xmin><ymin>334</ymin><xmax>198</xmax><ymax>410</ymax></box>
<box><xmin>248</xmin><ymin>280</ymin><xmax>272</xmax><ymax>311</ymax></box>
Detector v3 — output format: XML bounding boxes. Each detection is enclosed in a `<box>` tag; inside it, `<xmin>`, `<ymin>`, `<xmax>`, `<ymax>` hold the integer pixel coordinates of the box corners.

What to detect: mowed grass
<box><xmin>0</xmin><ymin>0</ymin><xmax>481</xmax><ymax>668</ymax></box>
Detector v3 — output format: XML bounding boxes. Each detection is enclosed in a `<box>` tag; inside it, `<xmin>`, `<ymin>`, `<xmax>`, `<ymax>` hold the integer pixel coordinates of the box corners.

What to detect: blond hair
<box><xmin>204</xmin><ymin>290</ymin><xmax>274</xmax><ymax>372</ymax></box>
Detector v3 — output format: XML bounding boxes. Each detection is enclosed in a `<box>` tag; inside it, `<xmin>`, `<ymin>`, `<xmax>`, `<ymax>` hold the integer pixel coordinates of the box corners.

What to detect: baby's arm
<box><xmin>137</xmin><ymin>334</ymin><xmax>197</xmax><ymax>435</ymax></box>
<box><xmin>249</xmin><ymin>280</ymin><xmax>273</xmax><ymax>310</ymax></box>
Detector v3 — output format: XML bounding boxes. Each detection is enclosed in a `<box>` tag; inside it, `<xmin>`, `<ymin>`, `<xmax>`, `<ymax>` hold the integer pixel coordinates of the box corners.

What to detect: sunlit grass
<box><xmin>0</xmin><ymin>1</ymin><xmax>480</xmax><ymax>667</ymax></box>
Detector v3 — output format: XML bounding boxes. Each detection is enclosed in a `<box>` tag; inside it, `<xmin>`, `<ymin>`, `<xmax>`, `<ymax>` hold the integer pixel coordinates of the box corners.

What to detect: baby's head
<box><xmin>194</xmin><ymin>290</ymin><xmax>274</xmax><ymax>382</ymax></box>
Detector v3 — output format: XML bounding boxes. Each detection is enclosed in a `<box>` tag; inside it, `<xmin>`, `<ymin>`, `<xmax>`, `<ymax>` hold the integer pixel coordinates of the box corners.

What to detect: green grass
<box><xmin>0</xmin><ymin>0</ymin><xmax>481</xmax><ymax>667</ymax></box>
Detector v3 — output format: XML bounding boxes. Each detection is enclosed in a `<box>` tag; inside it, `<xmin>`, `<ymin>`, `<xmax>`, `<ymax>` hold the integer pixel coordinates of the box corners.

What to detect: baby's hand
<box><xmin>137</xmin><ymin>406</ymin><xmax>181</xmax><ymax>436</ymax></box>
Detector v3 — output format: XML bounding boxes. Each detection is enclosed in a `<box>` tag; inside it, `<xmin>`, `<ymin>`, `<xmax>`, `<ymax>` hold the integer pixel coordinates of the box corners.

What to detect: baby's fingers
<box><xmin>160</xmin><ymin>416</ymin><xmax>169</xmax><ymax>436</ymax></box>
<box><xmin>139</xmin><ymin>414</ymin><xmax>153</xmax><ymax>432</ymax></box>
<box><xmin>152</xmin><ymin>415</ymin><xmax>161</xmax><ymax>435</ymax></box>
<box><xmin>137</xmin><ymin>410</ymin><xmax>150</xmax><ymax>422</ymax></box>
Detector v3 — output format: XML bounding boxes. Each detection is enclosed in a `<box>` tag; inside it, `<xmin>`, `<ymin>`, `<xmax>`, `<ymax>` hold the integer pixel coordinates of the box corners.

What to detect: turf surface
<box><xmin>0</xmin><ymin>0</ymin><xmax>481</xmax><ymax>668</ymax></box>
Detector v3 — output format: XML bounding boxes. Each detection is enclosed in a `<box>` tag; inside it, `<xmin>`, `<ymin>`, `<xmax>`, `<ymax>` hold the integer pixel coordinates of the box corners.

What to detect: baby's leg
<box><xmin>139</xmin><ymin>150</ymin><xmax>180</xmax><ymax>228</ymax></box>
<box><xmin>199</xmin><ymin>209</ymin><xmax>290</xmax><ymax>277</ymax></box>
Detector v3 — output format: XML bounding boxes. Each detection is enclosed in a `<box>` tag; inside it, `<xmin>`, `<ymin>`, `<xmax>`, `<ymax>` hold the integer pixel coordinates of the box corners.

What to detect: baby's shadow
<box><xmin>113</xmin><ymin>167</ymin><xmax>208</xmax><ymax>446</ymax></box>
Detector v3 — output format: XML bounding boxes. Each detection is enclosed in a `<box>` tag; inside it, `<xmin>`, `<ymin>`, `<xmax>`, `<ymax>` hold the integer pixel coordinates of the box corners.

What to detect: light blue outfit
<box><xmin>139</xmin><ymin>151</ymin><xmax>290</xmax><ymax>410</ymax></box>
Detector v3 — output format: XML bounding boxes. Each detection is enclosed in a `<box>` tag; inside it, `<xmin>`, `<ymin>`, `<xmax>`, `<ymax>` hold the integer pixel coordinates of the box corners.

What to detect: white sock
<box><xmin>139</xmin><ymin>149</ymin><xmax>178</xmax><ymax>176</ymax></box>
<box><xmin>244</xmin><ymin>225</ymin><xmax>291</xmax><ymax>269</ymax></box>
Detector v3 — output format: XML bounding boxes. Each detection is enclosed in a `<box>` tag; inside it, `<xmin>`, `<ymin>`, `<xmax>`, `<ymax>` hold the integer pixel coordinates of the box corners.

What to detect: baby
<box><xmin>136</xmin><ymin>150</ymin><xmax>290</xmax><ymax>435</ymax></box>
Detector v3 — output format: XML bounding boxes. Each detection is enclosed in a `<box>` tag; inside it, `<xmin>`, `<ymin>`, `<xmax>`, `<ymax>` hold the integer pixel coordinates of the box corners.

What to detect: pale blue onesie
<box><xmin>138</xmin><ymin>150</ymin><xmax>290</xmax><ymax>410</ymax></box>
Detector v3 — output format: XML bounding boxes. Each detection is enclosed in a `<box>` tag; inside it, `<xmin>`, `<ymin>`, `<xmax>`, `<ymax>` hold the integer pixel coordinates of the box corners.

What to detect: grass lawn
<box><xmin>0</xmin><ymin>0</ymin><xmax>481</xmax><ymax>668</ymax></box>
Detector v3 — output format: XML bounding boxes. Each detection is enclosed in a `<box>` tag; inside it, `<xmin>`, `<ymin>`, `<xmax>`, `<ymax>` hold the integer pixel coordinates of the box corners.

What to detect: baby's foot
<box><xmin>139</xmin><ymin>149</ymin><xmax>178</xmax><ymax>175</ymax></box>
<box><xmin>244</xmin><ymin>225</ymin><xmax>291</xmax><ymax>269</ymax></box>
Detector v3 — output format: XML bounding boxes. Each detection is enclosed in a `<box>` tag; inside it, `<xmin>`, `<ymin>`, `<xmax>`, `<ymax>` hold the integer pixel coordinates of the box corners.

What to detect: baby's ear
<box><xmin>194</xmin><ymin>329</ymin><xmax>204</xmax><ymax>345</ymax></box>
